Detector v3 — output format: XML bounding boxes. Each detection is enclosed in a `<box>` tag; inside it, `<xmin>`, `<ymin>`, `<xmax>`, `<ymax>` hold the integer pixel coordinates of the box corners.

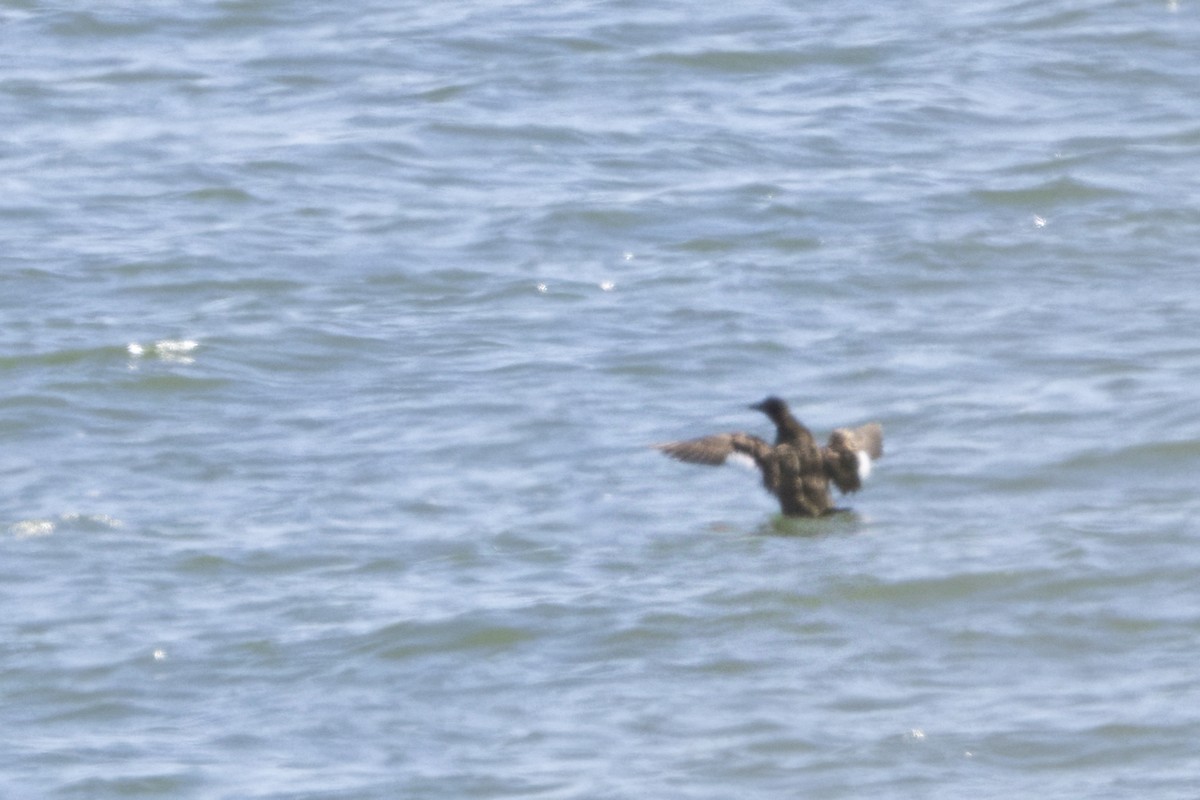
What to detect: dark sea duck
<box><xmin>654</xmin><ymin>397</ymin><xmax>883</xmax><ymax>517</ymax></box>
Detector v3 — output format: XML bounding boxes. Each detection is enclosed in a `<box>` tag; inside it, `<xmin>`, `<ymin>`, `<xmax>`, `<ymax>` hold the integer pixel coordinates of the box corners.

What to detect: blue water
<box><xmin>4</xmin><ymin>1</ymin><xmax>1200</xmax><ymax>797</ymax></box>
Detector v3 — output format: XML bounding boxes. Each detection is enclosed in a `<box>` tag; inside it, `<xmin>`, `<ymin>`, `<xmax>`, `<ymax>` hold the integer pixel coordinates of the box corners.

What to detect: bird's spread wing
<box><xmin>822</xmin><ymin>423</ymin><xmax>883</xmax><ymax>494</ymax></box>
<box><xmin>654</xmin><ymin>433</ymin><xmax>772</xmax><ymax>467</ymax></box>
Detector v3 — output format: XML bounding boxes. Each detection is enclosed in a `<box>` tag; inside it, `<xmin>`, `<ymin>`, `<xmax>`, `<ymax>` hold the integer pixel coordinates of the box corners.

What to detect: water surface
<box><xmin>4</xmin><ymin>1</ymin><xmax>1200</xmax><ymax>797</ymax></box>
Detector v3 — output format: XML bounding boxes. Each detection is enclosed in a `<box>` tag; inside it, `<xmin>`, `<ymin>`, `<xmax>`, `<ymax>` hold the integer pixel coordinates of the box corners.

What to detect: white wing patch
<box><xmin>856</xmin><ymin>451</ymin><xmax>872</xmax><ymax>482</ymax></box>
<box><xmin>726</xmin><ymin>452</ymin><xmax>757</xmax><ymax>471</ymax></box>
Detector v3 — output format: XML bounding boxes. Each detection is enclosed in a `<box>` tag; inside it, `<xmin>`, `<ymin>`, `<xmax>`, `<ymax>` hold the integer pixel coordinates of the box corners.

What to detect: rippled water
<box><xmin>4</xmin><ymin>1</ymin><xmax>1200</xmax><ymax>797</ymax></box>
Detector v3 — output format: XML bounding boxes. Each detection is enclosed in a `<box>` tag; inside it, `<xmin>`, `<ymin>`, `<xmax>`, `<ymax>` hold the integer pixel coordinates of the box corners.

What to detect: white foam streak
<box><xmin>127</xmin><ymin>339</ymin><xmax>199</xmax><ymax>364</ymax></box>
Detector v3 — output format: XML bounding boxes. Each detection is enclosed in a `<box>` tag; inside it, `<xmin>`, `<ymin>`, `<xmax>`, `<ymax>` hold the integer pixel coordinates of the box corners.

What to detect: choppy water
<box><xmin>4</xmin><ymin>1</ymin><xmax>1200</xmax><ymax>797</ymax></box>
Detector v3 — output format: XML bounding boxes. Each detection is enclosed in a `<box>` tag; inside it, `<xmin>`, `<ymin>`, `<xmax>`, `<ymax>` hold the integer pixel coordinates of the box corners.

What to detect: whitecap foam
<box><xmin>11</xmin><ymin>519</ymin><xmax>55</xmax><ymax>538</ymax></box>
<box><xmin>155</xmin><ymin>339</ymin><xmax>198</xmax><ymax>354</ymax></box>
<box><xmin>127</xmin><ymin>339</ymin><xmax>199</xmax><ymax>363</ymax></box>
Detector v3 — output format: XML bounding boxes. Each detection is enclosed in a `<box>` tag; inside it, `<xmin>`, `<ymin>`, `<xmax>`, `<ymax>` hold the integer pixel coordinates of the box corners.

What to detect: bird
<box><xmin>653</xmin><ymin>396</ymin><xmax>883</xmax><ymax>517</ymax></box>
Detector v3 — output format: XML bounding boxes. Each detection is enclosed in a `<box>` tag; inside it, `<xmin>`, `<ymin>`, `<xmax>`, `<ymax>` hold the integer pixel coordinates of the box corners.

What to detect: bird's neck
<box><xmin>772</xmin><ymin>412</ymin><xmax>810</xmax><ymax>445</ymax></box>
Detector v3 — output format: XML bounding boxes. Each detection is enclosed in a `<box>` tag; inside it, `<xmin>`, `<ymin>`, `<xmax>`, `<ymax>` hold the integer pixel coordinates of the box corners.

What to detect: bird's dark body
<box><xmin>654</xmin><ymin>397</ymin><xmax>883</xmax><ymax>518</ymax></box>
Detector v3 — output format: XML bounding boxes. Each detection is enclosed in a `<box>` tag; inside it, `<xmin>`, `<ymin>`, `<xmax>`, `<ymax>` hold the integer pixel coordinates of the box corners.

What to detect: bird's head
<box><xmin>749</xmin><ymin>396</ymin><xmax>788</xmax><ymax>420</ymax></box>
